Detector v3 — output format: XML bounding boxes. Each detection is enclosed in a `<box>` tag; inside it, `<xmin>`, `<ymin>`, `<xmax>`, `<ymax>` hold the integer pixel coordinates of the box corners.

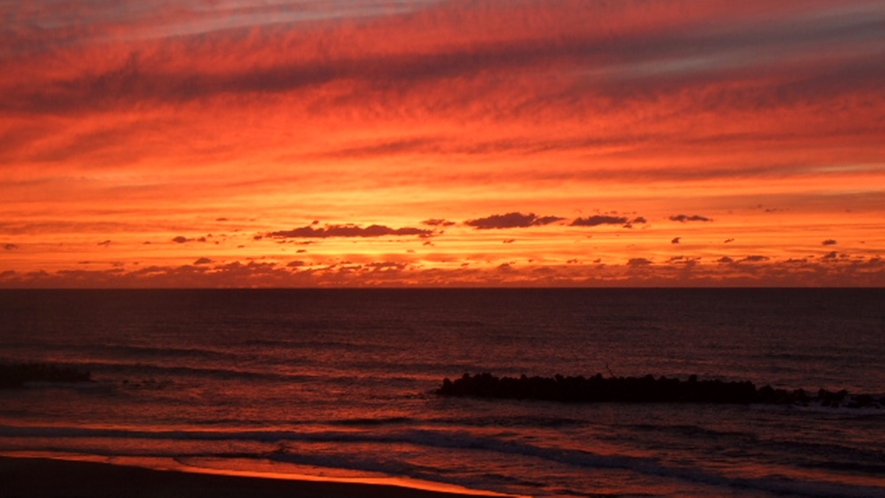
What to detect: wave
<box><xmin>624</xmin><ymin>422</ymin><xmax>885</xmax><ymax>476</ymax></box>
<box><xmin>17</xmin><ymin>360</ymin><xmax>408</xmax><ymax>387</ymax></box>
<box><xmin>3</xmin><ymin>424</ymin><xmax>882</xmax><ymax>497</ymax></box>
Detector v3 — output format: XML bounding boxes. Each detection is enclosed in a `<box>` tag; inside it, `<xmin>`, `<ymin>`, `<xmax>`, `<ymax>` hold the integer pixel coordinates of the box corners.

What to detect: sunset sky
<box><xmin>2</xmin><ymin>0</ymin><xmax>884</xmax><ymax>287</ymax></box>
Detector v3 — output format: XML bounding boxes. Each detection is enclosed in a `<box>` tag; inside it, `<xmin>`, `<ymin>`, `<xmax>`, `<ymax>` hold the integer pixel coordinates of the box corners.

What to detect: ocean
<box><xmin>1</xmin><ymin>288</ymin><xmax>883</xmax><ymax>497</ymax></box>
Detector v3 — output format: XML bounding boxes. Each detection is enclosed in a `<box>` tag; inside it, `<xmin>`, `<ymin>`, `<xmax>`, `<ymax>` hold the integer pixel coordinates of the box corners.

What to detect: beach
<box><xmin>0</xmin><ymin>456</ymin><xmax>508</xmax><ymax>498</ymax></box>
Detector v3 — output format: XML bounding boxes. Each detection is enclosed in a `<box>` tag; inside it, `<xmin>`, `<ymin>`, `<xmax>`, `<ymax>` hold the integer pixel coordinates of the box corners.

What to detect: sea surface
<box><xmin>1</xmin><ymin>288</ymin><xmax>883</xmax><ymax>497</ymax></box>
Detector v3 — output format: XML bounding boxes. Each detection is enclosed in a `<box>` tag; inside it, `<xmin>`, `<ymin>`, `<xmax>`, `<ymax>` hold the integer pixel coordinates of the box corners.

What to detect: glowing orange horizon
<box><xmin>2</xmin><ymin>1</ymin><xmax>883</xmax><ymax>287</ymax></box>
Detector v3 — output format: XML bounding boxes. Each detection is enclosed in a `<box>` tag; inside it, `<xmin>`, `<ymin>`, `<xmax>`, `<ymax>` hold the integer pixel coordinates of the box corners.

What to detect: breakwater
<box><xmin>0</xmin><ymin>363</ymin><xmax>91</xmax><ymax>388</ymax></box>
<box><xmin>436</xmin><ymin>373</ymin><xmax>883</xmax><ymax>408</ymax></box>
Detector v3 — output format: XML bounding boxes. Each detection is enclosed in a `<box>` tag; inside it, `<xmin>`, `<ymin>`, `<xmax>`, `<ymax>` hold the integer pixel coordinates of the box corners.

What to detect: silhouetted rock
<box><xmin>435</xmin><ymin>373</ymin><xmax>883</xmax><ymax>408</ymax></box>
<box><xmin>0</xmin><ymin>363</ymin><xmax>91</xmax><ymax>389</ymax></box>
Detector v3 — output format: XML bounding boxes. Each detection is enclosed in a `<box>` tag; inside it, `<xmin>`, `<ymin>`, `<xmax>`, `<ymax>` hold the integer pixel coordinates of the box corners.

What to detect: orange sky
<box><xmin>2</xmin><ymin>0</ymin><xmax>884</xmax><ymax>287</ymax></box>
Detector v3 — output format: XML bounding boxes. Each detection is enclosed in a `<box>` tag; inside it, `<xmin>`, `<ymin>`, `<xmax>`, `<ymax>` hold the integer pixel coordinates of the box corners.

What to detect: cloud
<box><xmin>724</xmin><ymin>238</ymin><xmax>734</xmax><ymax>243</ymax></box>
<box><xmin>571</xmin><ymin>215</ymin><xmax>628</xmax><ymax>227</ymax></box>
<box><xmin>627</xmin><ymin>258</ymin><xmax>653</xmax><ymax>267</ymax></box>
<box><xmin>9</xmin><ymin>0</ymin><xmax>882</xmax><ymax>119</ymax></box>
<box><xmin>97</xmin><ymin>240</ymin><xmax>111</xmax><ymax>246</ymax></box>
<box><xmin>269</xmin><ymin>223</ymin><xmax>432</xmax><ymax>238</ymax></box>
<box><xmin>422</xmin><ymin>218</ymin><xmax>455</xmax><ymax>227</ymax></box>
<box><xmin>739</xmin><ymin>255</ymin><xmax>770</xmax><ymax>263</ymax></box>
<box><xmin>3</xmin><ymin>244</ymin><xmax>18</xmax><ymax>250</ymax></box>
<box><xmin>286</xmin><ymin>260</ymin><xmax>306</xmax><ymax>267</ymax></box>
<box><xmin>465</xmin><ymin>212</ymin><xmax>564</xmax><ymax>229</ymax></box>
<box><xmin>671</xmin><ymin>237</ymin><xmax>681</xmax><ymax>244</ymax></box>
<box><xmin>1</xmin><ymin>1</ymin><xmax>883</xmax><ymax>290</ymax></box>
<box><xmin>503</xmin><ymin>239</ymin><xmax>515</xmax><ymax>244</ymax></box>
<box><xmin>193</xmin><ymin>257</ymin><xmax>213</xmax><ymax>265</ymax></box>
<box><xmin>822</xmin><ymin>239</ymin><xmax>837</xmax><ymax>246</ymax></box>
<box><xmin>669</xmin><ymin>214</ymin><xmax>712</xmax><ymax>223</ymax></box>
<box><xmin>4</xmin><ymin>252</ymin><xmax>885</xmax><ymax>288</ymax></box>
<box><xmin>717</xmin><ymin>257</ymin><xmax>735</xmax><ymax>264</ymax></box>
<box><xmin>168</xmin><ymin>235</ymin><xmax>208</xmax><ymax>244</ymax></box>
<box><xmin>365</xmin><ymin>261</ymin><xmax>408</xmax><ymax>271</ymax></box>
<box><xmin>623</xmin><ymin>216</ymin><xmax>647</xmax><ymax>228</ymax></box>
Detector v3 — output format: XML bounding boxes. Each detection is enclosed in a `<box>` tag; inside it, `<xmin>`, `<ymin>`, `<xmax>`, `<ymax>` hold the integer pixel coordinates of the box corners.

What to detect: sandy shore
<box><xmin>0</xmin><ymin>456</ymin><xmax>509</xmax><ymax>498</ymax></box>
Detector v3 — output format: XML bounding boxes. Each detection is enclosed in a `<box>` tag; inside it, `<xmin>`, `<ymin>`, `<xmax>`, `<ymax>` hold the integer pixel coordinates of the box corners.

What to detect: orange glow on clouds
<box><xmin>2</xmin><ymin>0</ymin><xmax>884</xmax><ymax>287</ymax></box>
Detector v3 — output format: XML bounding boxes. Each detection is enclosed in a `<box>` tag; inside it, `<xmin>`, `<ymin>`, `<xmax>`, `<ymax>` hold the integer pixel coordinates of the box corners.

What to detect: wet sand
<box><xmin>0</xmin><ymin>456</ymin><xmax>506</xmax><ymax>498</ymax></box>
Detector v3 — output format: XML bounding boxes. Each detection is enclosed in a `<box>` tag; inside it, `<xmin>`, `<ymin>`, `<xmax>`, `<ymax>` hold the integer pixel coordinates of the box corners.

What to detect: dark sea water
<box><xmin>1</xmin><ymin>289</ymin><xmax>883</xmax><ymax>497</ymax></box>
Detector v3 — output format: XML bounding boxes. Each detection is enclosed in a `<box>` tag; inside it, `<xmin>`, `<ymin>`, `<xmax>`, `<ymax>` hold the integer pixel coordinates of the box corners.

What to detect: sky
<box><xmin>1</xmin><ymin>0</ymin><xmax>884</xmax><ymax>287</ymax></box>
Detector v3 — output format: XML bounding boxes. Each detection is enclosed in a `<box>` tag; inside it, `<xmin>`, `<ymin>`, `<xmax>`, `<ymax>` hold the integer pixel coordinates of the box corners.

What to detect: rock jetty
<box><xmin>436</xmin><ymin>373</ymin><xmax>883</xmax><ymax>408</ymax></box>
<box><xmin>0</xmin><ymin>362</ymin><xmax>92</xmax><ymax>389</ymax></box>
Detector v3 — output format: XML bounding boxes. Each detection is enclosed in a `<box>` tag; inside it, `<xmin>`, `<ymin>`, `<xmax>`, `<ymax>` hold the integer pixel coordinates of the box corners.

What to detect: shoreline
<box><xmin>0</xmin><ymin>456</ymin><xmax>515</xmax><ymax>498</ymax></box>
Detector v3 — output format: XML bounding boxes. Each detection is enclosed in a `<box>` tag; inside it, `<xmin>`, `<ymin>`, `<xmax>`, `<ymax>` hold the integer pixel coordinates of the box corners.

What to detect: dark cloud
<box><xmin>668</xmin><ymin>256</ymin><xmax>699</xmax><ymax>266</ymax></box>
<box><xmin>497</xmin><ymin>263</ymin><xmax>515</xmax><ymax>273</ymax></box>
<box><xmin>172</xmin><ymin>236</ymin><xmax>189</xmax><ymax>243</ymax></box>
<box><xmin>571</xmin><ymin>215</ymin><xmax>628</xmax><ymax>227</ymax></box>
<box><xmin>535</xmin><ymin>215</ymin><xmax>566</xmax><ymax>225</ymax></box>
<box><xmin>822</xmin><ymin>239</ymin><xmax>837</xmax><ymax>246</ymax></box>
<box><xmin>623</xmin><ymin>216</ymin><xmax>647</xmax><ymax>228</ymax></box>
<box><xmin>216</xmin><ymin>218</ymin><xmax>228</xmax><ymax>221</ymax></box>
<box><xmin>822</xmin><ymin>251</ymin><xmax>839</xmax><ymax>260</ymax></box>
<box><xmin>193</xmin><ymin>257</ymin><xmax>213</xmax><ymax>265</ymax></box>
<box><xmin>97</xmin><ymin>240</ymin><xmax>111</xmax><ymax>246</ymax></box>
<box><xmin>465</xmin><ymin>212</ymin><xmax>564</xmax><ymax>229</ymax></box>
<box><xmin>724</xmin><ymin>238</ymin><xmax>734</xmax><ymax>243</ymax></box>
<box><xmin>3</xmin><ymin>244</ymin><xmax>17</xmax><ymax>250</ymax></box>
<box><xmin>422</xmin><ymin>218</ymin><xmax>455</xmax><ymax>227</ymax></box>
<box><xmin>717</xmin><ymin>257</ymin><xmax>735</xmax><ymax>264</ymax></box>
<box><xmin>365</xmin><ymin>261</ymin><xmax>407</xmax><ymax>271</ymax></box>
<box><xmin>669</xmin><ymin>214</ymin><xmax>712</xmax><ymax>223</ymax></box>
<box><xmin>269</xmin><ymin>223</ymin><xmax>432</xmax><ymax>238</ymax></box>
<box><xmin>739</xmin><ymin>255</ymin><xmax>770</xmax><ymax>263</ymax></box>
<box><xmin>671</xmin><ymin>237</ymin><xmax>681</xmax><ymax>244</ymax></box>
<box><xmin>627</xmin><ymin>258</ymin><xmax>653</xmax><ymax>267</ymax></box>
<box><xmin>286</xmin><ymin>260</ymin><xmax>306</xmax><ymax>267</ymax></box>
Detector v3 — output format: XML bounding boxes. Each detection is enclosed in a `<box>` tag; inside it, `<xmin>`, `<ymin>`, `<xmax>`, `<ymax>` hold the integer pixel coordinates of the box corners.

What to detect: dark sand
<box><xmin>0</xmin><ymin>457</ymin><xmax>508</xmax><ymax>498</ymax></box>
